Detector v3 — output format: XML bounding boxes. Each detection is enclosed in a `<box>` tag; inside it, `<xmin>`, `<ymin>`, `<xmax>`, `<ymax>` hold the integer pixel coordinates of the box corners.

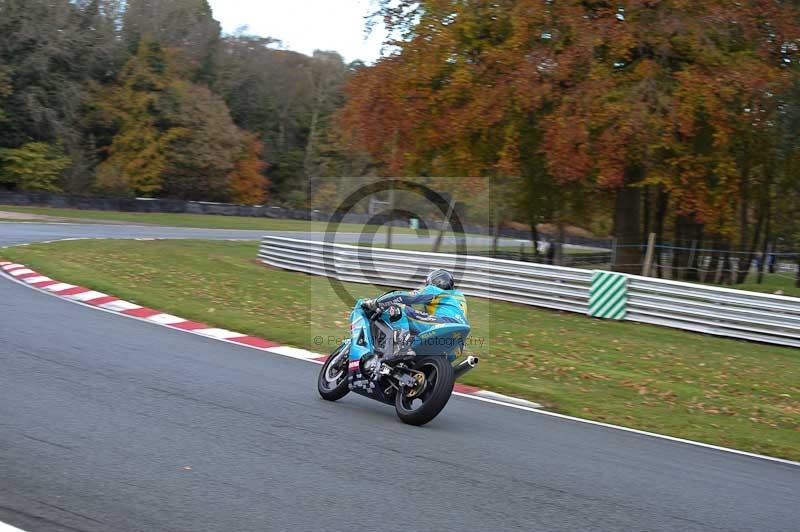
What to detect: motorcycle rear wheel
<box><xmin>394</xmin><ymin>357</ymin><xmax>455</xmax><ymax>426</ymax></box>
<box><xmin>318</xmin><ymin>343</ymin><xmax>350</xmax><ymax>401</ymax></box>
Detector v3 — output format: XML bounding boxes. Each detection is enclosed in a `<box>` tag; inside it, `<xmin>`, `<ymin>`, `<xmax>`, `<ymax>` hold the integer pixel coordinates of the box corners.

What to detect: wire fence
<box><xmin>468</xmin><ymin>240</ymin><xmax>800</xmax><ymax>290</ymax></box>
<box><xmin>617</xmin><ymin>244</ymin><xmax>800</xmax><ymax>283</ymax></box>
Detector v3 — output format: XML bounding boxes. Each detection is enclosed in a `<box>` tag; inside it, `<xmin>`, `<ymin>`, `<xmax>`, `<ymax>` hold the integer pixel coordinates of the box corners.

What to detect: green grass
<box><xmin>734</xmin><ymin>273</ymin><xmax>800</xmax><ymax>297</ymax></box>
<box><xmin>0</xmin><ymin>204</ymin><xmax>599</xmax><ymax>253</ymax></box>
<box><xmin>3</xmin><ymin>239</ymin><xmax>799</xmax><ymax>461</ymax></box>
<box><xmin>578</xmin><ymin>262</ymin><xmax>800</xmax><ymax>298</ymax></box>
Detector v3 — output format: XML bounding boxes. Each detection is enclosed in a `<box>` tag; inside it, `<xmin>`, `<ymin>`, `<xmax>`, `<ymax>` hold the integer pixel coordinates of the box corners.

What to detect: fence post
<box><xmin>686</xmin><ymin>239</ymin><xmax>698</xmax><ymax>281</ymax></box>
<box><xmin>641</xmin><ymin>232</ymin><xmax>656</xmax><ymax>277</ymax></box>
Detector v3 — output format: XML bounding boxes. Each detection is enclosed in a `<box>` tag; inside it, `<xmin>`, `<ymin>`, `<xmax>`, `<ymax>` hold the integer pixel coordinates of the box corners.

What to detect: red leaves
<box><xmin>339</xmin><ymin>0</ymin><xmax>800</xmax><ymax>232</ymax></box>
<box><xmin>229</xmin><ymin>137</ymin><xmax>269</xmax><ymax>205</ymax></box>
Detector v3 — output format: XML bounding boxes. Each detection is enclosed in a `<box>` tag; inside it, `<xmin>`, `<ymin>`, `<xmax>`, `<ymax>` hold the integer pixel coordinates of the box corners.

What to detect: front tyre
<box><xmin>318</xmin><ymin>343</ymin><xmax>350</xmax><ymax>401</ymax></box>
<box><xmin>395</xmin><ymin>357</ymin><xmax>455</xmax><ymax>426</ymax></box>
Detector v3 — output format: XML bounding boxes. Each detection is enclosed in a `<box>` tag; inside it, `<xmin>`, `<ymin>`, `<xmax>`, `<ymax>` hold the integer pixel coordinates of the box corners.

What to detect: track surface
<box><xmin>2</xmin><ymin>266</ymin><xmax>799</xmax><ymax>532</ymax></box>
<box><xmin>2</xmin><ymin>221</ymin><xmax>799</xmax><ymax>531</ymax></box>
<box><xmin>0</xmin><ymin>221</ymin><xmax>535</xmax><ymax>249</ymax></box>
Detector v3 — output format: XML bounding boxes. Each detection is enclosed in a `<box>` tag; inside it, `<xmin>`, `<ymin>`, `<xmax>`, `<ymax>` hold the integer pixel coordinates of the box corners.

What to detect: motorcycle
<box><xmin>317</xmin><ymin>294</ymin><xmax>479</xmax><ymax>426</ymax></box>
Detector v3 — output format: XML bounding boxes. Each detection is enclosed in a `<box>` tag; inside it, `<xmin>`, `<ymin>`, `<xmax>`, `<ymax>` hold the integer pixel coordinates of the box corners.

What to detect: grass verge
<box><xmin>735</xmin><ymin>273</ymin><xmax>800</xmax><ymax>298</ymax></box>
<box><xmin>3</xmin><ymin>239</ymin><xmax>798</xmax><ymax>461</ymax></box>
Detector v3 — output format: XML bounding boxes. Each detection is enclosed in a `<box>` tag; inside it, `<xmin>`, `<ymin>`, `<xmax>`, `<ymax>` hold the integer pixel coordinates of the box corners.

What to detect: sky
<box><xmin>207</xmin><ymin>0</ymin><xmax>386</xmax><ymax>63</ymax></box>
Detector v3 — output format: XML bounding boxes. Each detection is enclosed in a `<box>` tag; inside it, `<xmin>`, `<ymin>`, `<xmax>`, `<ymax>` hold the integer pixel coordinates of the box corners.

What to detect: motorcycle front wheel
<box><xmin>318</xmin><ymin>343</ymin><xmax>350</xmax><ymax>401</ymax></box>
<box><xmin>394</xmin><ymin>357</ymin><xmax>455</xmax><ymax>426</ymax></box>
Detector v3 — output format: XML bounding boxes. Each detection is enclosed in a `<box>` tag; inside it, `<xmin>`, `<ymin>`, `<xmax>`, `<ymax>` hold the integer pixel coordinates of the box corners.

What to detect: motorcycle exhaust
<box><xmin>454</xmin><ymin>356</ymin><xmax>479</xmax><ymax>379</ymax></box>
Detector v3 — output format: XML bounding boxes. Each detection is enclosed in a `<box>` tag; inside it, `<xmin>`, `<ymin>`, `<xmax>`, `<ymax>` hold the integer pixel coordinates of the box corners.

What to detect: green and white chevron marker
<box><xmin>588</xmin><ymin>271</ymin><xmax>628</xmax><ymax>320</ymax></box>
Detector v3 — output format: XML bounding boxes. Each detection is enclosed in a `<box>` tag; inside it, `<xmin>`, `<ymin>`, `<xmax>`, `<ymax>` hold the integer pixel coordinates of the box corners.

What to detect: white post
<box><xmin>641</xmin><ymin>232</ymin><xmax>656</xmax><ymax>277</ymax></box>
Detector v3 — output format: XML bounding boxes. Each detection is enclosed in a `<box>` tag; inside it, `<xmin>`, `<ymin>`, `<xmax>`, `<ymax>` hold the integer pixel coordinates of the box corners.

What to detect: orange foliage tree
<box><xmin>229</xmin><ymin>135</ymin><xmax>269</xmax><ymax>205</ymax></box>
<box><xmin>340</xmin><ymin>0</ymin><xmax>800</xmax><ymax>274</ymax></box>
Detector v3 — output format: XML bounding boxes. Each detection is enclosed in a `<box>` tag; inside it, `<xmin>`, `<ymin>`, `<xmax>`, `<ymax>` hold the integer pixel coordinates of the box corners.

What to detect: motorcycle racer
<box><xmin>361</xmin><ymin>269</ymin><xmax>468</xmax><ymax>361</ymax></box>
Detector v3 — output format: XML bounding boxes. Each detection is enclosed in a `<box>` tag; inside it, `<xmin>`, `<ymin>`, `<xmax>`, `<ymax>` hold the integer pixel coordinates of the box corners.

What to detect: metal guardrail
<box><xmin>625</xmin><ymin>275</ymin><xmax>800</xmax><ymax>348</ymax></box>
<box><xmin>258</xmin><ymin>236</ymin><xmax>800</xmax><ymax>349</ymax></box>
<box><xmin>258</xmin><ymin>236</ymin><xmax>592</xmax><ymax>314</ymax></box>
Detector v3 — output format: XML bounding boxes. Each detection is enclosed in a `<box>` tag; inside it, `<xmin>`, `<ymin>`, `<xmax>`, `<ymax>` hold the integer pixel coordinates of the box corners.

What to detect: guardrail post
<box><xmin>588</xmin><ymin>271</ymin><xmax>628</xmax><ymax>320</ymax></box>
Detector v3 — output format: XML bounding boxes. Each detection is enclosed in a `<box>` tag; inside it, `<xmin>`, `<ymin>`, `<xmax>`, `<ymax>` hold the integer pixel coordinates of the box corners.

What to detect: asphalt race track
<box><xmin>0</xmin><ymin>221</ymin><xmax>533</xmax><ymax>249</ymax></box>
<box><xmin>1</xmin><ymin>222</ymin><xmax>799</xmax><ymax>532</ymax></box>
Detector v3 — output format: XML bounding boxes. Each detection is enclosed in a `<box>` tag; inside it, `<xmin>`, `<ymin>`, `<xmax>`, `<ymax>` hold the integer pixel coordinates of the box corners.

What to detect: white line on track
<box><xmin>0</xmin><ymin>521</ymin><xmax>29</xmax><ymax>531</ymax></box>
<box><xmin>2</xmin><ymin>268</ymin><xmax>798</xmax><ymax>469</ymax></box>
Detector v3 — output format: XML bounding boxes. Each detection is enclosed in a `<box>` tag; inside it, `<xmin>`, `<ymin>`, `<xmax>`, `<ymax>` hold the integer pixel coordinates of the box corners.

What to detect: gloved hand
<box><xmin>361</xmin><ymin>298</ymin><xmax>379</xmax><ymax>312</ymax></box>
<box><xmin>361</xmin><ymin>298</ymin><xmax>386</xmax><ymax>320</ymax></box>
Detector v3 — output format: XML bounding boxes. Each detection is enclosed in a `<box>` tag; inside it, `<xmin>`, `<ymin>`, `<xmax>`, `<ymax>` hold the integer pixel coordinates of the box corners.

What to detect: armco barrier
<box><xmin>258</xmin><ymin>236</ymin><xmax>592</xmax><ymax>314</ymax></box>
<box><xmin>625</xmin><ymin>275</ymin><xmax>800</xmax><ymax>347</ymax></box>
<box><xmin>258</xmin><ymin>236</ymin><xmax>800</xmax><ymax>348</ymax></box>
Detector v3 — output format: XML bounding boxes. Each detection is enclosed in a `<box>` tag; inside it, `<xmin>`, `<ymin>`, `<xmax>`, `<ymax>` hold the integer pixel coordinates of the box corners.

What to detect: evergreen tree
<box><xmin>123</xmin><ymin>0</ymin><xmax>221</xmax><ymax>84</ymax></box>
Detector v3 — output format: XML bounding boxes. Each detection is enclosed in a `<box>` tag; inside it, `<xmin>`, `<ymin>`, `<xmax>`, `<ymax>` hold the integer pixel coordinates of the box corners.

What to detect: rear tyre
<box><xmin>394</xmin><ymin>357</ymin><xmax>455</xmax><ymax>426</ymax></box>
<box><xmin>318</xmin><ymin>343</ymin><xmax>350</xmax><ymax>401</ymax></box>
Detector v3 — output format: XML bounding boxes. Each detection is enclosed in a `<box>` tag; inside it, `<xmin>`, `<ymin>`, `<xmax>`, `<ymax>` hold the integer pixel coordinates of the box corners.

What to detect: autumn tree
<box><xmin>542</xmin><ymin>1</ymin><xmax>799</xmax><ymax>274</ymax></box>
<box><xmin>0</xmin><ymin>142</ymin><xmax>70</xmax><ymax>192</ymax></box>
<box><xmin>92</xmin><ymin>40</ymin><xmax>187</xmax><ymax>196</ymax></box>
<box><xmin>342</xmin><ymin>0</ymin><xmax>800</xmax><ymax>273</ymax></box>
<box><xmin>216</xmin><ymin>33</ymin><xmax>357</xmax><ymax>203</ymax></box>
<box><xmin>158</xmin><ymin>81</ymin><xmax>246</xmax><ymax>201</ymax></box>
<box><xmin>229</xmin><ymin>135</ymin><xmax>269</xmax><ymax>205</ymax></box>
<box><xmin>91</xmin><ymin>38</ymin><xmax>262</xmax><ymax>201</ymax></box>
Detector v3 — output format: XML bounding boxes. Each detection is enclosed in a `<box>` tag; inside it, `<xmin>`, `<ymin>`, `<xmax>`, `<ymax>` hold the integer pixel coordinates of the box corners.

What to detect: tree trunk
<box><xmin>612</xmin><ymin>186</ymin><xmax>642</xmax><ymax>274</ymax></box>
<box><xmin>554</xmin><ymin>222</ymin><xmax>566</xmax><ymax>266</ymax></box>
<box><xmin>736</xmin><ymin>172</ymin><xmax>774</xmax><ymax>284</ymax></box>
<box><xmin>720</xmin><ymin>244</ymin><xmax>732</xmax><ymax>285</ymax></box>
<box><xmin>672</xmin><ymin>215</ymin><xmax>686</xmax><ymax>280</ymax></box>
<box><xmin>735</xmin><ymin>199</ymin><xmax>766</xmax><ymax>284</ymax></box>
<box><xmin>642</xmin><ymin>185</ymin><xmax>652</xmax><ymax>242</ymax></box>
<box><xmin>757</xmin><ymin>201</ymin><xmax>772</xmax><ymax>284</ymax></box>
<box><xmin>302</xmin><ymin>87</ymin><xmax>324</xmax><ymax>180</ymax></box>
<box><xmin>654</xmin><ymin>187</ymin><xmax>669</xmax><ymax>278</ymax></box>
<box><xmin>530</xmin><ymin>220</ymin><xmax>540</xmax><ymax>258</ymax></box>
<box><xmin>685</xmin><ymin>224</ymin><xmax>704</xmax><ymax>282</ymax></box>
<box><xmin>738</xmin><ymin>169</ymin><xmax>749</xmax><ymax>258</ymax></box>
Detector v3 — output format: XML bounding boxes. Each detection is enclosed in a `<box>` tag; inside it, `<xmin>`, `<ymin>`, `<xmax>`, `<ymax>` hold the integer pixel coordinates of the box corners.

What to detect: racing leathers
<box><xmin>376</xmin><ymin>284</ymin><xmax>468</xmax><ymax>335</ymax></box>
